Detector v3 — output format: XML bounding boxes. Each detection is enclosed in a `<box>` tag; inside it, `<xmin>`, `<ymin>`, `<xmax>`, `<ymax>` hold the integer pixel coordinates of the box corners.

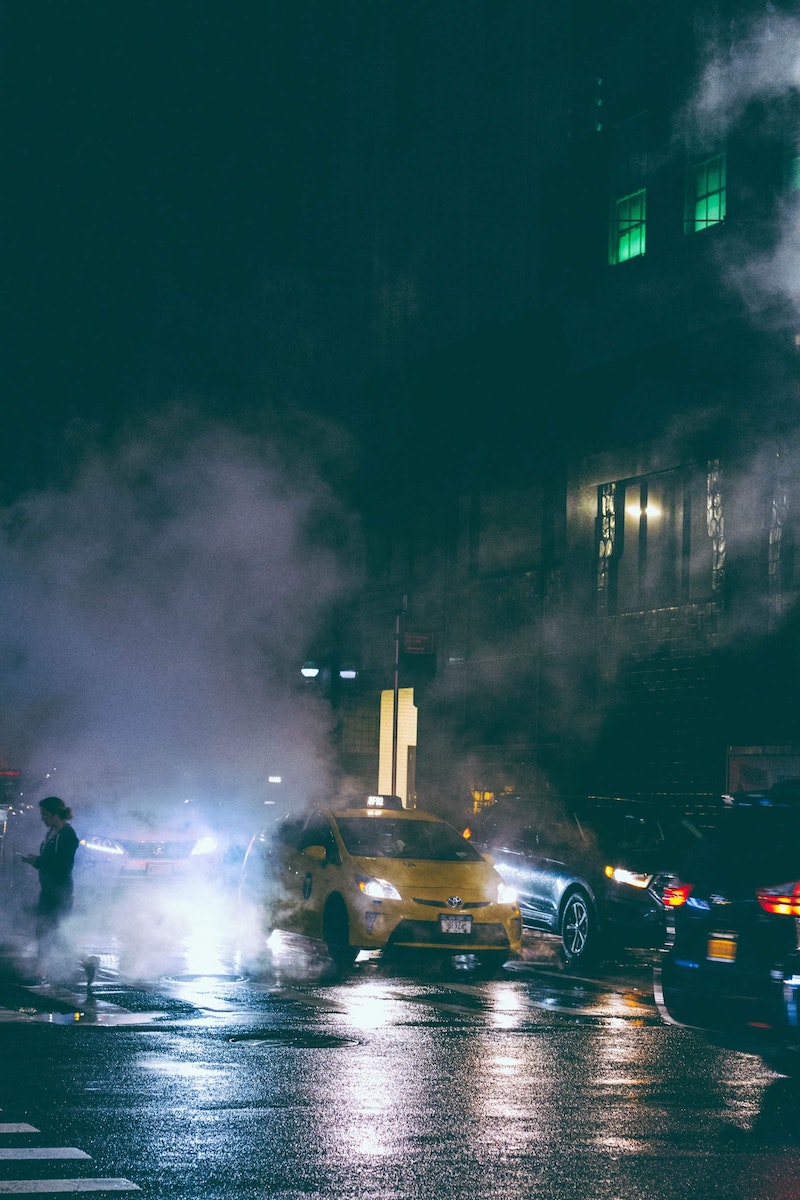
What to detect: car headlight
<box><xmin>604</xmin><ymin>865</ymin><xmax>653</xmax><ymax>889</ymax></box>
<box><xmin>498</xmin><ymin>882</ymin><xmax>518</xmax><ymax>905</ymax></box>
<box><xmin>191</xmin><ymin>836</ymin><xmax>218</xmax><ymax>856</ymax></box>
<box><xmin>356</xmin><ymin>874</ymin><xmax>402</xmax><ymax>900</ymax></box>
<box><xmin>81</xmin><ymin>836</ymin><xmax>125</xmax><ymax>856</ymax></box>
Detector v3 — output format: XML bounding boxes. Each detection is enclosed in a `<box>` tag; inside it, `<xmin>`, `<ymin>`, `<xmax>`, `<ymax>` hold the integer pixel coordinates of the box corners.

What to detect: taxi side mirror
<box><xmin>302</xmin><ymin>844</ymin><xmax>327</xmax><ymax>862</ymax></box>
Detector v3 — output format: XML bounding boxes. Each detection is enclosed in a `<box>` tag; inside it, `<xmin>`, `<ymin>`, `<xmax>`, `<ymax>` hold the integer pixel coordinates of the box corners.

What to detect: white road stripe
<box><xmin>0</xmin><ymin>1127</ymin><xmax>38</xmax><ymax>1135</ymax></box>
<box><xmin>0</xmin><ymin>1150</ymin><xmax>91</xmax><ymax>1161</ymax></box>
<box><xmin>0</xmin><ymin>1181</ymin><xmax>140</xmax><ymax>1194</ymax></box>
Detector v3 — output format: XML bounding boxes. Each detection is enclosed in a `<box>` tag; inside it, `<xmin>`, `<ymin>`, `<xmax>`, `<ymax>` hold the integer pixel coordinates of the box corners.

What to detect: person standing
<box><xmin>22</xmin><ymin>795</ymin><xmax>80</xmax><ymax>981</ymax></box>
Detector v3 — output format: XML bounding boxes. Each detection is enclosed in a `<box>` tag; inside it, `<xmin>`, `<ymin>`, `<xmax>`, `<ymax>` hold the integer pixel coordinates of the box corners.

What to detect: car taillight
<box><xmin>662</xmin><ymin>881</ymin><xmax>694</xmax><ymax>907</ymax></box>
<box><xmin>757</xmin><ymin>882</ymin><xmax>800</xmax><ymax>916</ymax></box>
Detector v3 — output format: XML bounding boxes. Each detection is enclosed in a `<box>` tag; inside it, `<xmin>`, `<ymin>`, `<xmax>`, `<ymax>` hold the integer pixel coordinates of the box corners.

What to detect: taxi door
<box><xmin>283</xmin><ymin>810</ymin><xmax>342</xmax><ymax>940</ymax></box>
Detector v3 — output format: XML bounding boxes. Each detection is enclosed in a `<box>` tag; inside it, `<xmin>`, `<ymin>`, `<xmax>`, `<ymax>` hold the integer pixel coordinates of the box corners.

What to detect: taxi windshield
<box><xmin>336</xmin><ymin>817</ymin><xmax>483</xmax><ymax>862</ymax></box>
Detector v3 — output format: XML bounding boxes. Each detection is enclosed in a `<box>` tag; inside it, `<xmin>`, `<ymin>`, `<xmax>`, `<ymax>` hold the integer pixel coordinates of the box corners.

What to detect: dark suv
<box><xmin>464</xmin><ymin>794</ymin><xmax>690</xmax><ymax>965</ymax></box>
<box><xmin>655</xmin><ymin>782</ymin><xmax>800</xmax><ymax>1076</ymax></box>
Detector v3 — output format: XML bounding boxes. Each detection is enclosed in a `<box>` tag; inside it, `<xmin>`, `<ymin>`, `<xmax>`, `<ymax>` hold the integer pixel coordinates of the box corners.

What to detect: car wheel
<box><xmin>559</xmin><ymin>889</ymin><xmax>596</xmax><ymax>965</ymax></box>
<box><xmin>323</xmin><ymin>896</ymin><xmax>358</xmax><ymax>968</ymax></box>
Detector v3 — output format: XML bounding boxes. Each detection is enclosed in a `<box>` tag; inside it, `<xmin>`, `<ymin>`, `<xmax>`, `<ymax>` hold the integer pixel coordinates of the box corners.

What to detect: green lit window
<box><xmin>610</xmin><ymin>188</ymin><xmax>646</xmax><ymax>264</ymax></box>
<box><xmin>689</xmin><ymin>153</ymin><xmax>726</xmax><ymax>232</ymax></box>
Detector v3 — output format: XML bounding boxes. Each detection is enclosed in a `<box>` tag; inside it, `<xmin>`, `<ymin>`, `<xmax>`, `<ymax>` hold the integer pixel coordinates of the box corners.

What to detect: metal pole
<box><xmin>391</xmin><ymin>607</ymin><xmax>400</xmax><ymax>795</ymax></box>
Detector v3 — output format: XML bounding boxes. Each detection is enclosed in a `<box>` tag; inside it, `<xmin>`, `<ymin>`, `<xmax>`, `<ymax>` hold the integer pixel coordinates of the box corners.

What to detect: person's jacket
<box><xmin>35</xmin><ymin>824</ymin><xmax>79</xmax><ymax>910</ymax></box>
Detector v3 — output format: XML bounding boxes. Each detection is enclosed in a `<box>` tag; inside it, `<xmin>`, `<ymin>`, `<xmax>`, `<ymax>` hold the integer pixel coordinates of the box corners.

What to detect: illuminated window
<box><xmin>688</xmin><ymin>153</ymin><xmax>726</xmax><ymax>232</ymax></box>
<box><xmin>610</xmin><ymin>188</ymin><xmax>646</xmax><ymax>264</ymax></box>
<box><xmin>597</xmin><ymin>468</ymin><xmax>716</xmax><ymax>613</ymax></box>
<box><xmin>616</xmin><ymin>476</ymin><xmax>682</xmax><ymax>609</ymax></box>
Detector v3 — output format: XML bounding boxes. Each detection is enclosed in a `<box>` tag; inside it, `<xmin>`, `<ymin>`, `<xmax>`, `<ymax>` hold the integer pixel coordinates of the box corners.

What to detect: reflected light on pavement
<box><xmin>335</xmin><ymin>982</ymin><xmax>408</xmax><ymax>1032</ymax></box>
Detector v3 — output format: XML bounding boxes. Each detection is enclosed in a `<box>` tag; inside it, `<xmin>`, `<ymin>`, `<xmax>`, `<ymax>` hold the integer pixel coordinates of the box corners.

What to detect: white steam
<box><xmin>0</xmin><ymin>406</ymin><xmax>361</xmax><ymax>822</ymax></box>
<box><xmin>693</xmin><ymin>11</ymin><xmax>800</xmax><ymax>129</ymax></box>
<box><xmin>690</xmin><ymin>12</ymin><xmax>800</xmax><ymax>320</ymax></box>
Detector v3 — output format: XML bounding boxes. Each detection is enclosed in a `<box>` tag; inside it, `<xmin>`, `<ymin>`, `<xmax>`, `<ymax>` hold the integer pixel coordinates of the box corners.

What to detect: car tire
<box><xmin>559</xmin><ymin>889</ymin><xmax>597</xmax><ymax>966</ymax></box>
<box><xmin>323</xmin><ymin>896</ymin><xmax>358</xmax><ymax>968</ymax></box>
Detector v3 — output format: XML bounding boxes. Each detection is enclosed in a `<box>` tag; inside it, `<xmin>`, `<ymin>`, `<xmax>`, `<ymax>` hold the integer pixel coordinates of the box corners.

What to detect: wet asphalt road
<box><xmin>1</xmin><ymin>935</ymin><xmax>799</xmax><ymax>1200</ymax></box>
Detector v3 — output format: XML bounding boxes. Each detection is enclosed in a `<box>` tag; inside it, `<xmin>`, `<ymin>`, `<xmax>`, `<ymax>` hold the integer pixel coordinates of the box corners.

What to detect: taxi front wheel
<box><xmin>323</xmin><ymin>896</ymin><xmax>358</xmax><ymax>968</ymax></box>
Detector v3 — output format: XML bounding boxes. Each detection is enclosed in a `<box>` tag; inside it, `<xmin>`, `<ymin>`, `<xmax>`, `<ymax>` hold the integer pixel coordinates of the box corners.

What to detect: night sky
<box><xmin>3</xmin><ymin>2</ymin><xmax>571</xmax><ymax>505</ymax></box>
<box><xmin>2</xmin><ymin>3</ymin><xmax>375</xmax><ymax>497</ymax></box>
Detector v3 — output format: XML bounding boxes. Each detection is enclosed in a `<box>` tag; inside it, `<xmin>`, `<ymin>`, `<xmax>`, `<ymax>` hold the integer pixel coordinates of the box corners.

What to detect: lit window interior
<box><xmin>611</xmin><ymin>188</ymin><xmax>646</xmax><ymax>264</ymax></box>
<box><xmin>691</xmin><ymin>153</ymin><xmax>726</xmax><ymax>231</ymax></box>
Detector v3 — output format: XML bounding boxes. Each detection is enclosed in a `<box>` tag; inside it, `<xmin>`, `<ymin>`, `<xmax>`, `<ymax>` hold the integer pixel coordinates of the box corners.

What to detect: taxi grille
<box><xmin>119</xmin><ymin>840</ymin><xmax>192</xmax><ymax>860</ymax></box>
<box><xmin>412</xmin><ymin>899</ymin><xmax>491</xmax><ymax>909</ymax></box>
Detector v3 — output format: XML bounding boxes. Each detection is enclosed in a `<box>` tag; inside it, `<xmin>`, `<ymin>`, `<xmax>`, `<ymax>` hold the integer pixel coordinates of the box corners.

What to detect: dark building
<box><xmin>327</xmin><ymin>2</ymin><xmax>800</xmax><ymax>819</ymax></box>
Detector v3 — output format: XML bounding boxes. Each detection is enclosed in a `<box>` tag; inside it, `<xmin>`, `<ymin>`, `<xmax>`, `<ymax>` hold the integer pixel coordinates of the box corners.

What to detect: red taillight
<box><xmin>757</xmin><ymin>882</ymin><xmax>800</xmax><ymax>917</ymax></box>
<box><xmin>662</xmin><ymin>881</ymin><xmax>694</xmax><ymax>907</ymax></box>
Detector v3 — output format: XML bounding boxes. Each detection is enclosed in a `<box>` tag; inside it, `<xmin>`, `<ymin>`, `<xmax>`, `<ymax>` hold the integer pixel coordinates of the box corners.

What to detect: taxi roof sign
<box><xmin>365</xmin><ymin>794</ymin><xmax>404</xmax><ymax>810</ymax></box>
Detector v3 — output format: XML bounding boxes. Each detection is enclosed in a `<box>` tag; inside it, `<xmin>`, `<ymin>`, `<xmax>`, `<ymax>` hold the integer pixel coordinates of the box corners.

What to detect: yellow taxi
<box><xmin>240</xmin><ymin>795</ymin><xmax>522</xmax><ymax>970</ymax></box>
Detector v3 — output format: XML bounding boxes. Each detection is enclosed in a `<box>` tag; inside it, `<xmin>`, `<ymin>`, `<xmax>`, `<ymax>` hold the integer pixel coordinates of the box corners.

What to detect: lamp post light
<box><xmin>299</xmin><ymin>660</ymin><xmax>359</xmax><ymax>708</ymax></box>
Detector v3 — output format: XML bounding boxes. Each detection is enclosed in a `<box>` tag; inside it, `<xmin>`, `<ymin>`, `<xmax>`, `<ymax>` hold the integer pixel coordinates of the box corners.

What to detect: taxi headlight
<box><xmin>498</xmin><ymin>882</ymin><xmax>518</xmax><ymax>905</ymax></box>
<box><xmin>356</xmin><ymin>874</ymin><xmax>402</xmax><ymax>901</ymax></box>
<box><xmin>604</xmin><ymin>866</ymin><xmax>653</xmax><ymax>889</ymax></box>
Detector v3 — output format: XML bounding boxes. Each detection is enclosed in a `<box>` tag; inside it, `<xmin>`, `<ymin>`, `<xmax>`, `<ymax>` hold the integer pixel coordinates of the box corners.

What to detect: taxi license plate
<box><xmin>439</xmin><ymin>914</ymin><xmax>472</xmax><ymax>935</ymax></box>
<box><xmin>707</xmin><ymin>934</ymin><xmax>737</xmax><ymax>962</ymax></box>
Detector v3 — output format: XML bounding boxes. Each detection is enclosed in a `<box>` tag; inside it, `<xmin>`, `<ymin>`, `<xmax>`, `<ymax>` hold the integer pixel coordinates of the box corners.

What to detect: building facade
<box><xmin>335</xmin><ymin>1</ymin><xmax>800</xmax><ymax>818</ymax></box>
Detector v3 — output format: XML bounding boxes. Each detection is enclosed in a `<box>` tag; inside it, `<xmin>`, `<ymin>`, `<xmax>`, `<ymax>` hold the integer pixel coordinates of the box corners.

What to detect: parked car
<box><xmin>464</xmin><ymin>793</ymin><xmax>693</xmax><ymax>965</ymax></box>
<box><xmin>655</xmin><ymin>782</ymin><xmax>800</xmax><ymax>1076</ymax></box>
<box><xmin>239</xmin><ymin>794</ymin><xmax>522</xmax><ymax>971</ymax></box>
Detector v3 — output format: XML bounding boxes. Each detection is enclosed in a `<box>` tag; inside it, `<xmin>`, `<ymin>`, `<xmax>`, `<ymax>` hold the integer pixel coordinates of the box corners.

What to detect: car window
<box><xmin>298</xmin><ymin>813</ymin><xmax>340</xmax><ymax>864</ymax></box>
<box><xmin>474</xmin><ymin>802</ymin><xmax>550</xmax><ymax>845</ymax></box>
<box><xmin>335</xmin><ymin>817</ymin><xmax>484</xmax><ymax>862</ymax></box>
<box><xmin>275</xmin><ymin>816</ymin><xmax>306</xmax><ymax>848</ymax></box>
<box><xmin>584</xmin><ymin>810</ymin><xmax>666</xmax><ymax>853</ymax></box>
<box><xmin>684</xmin><ymin>806</ymin><xmax>800</xmax><ymax>884</ymax></box>
<box><xmin>496</xmin><ymin>803</ymin><xmax>581</xmax><ymax>850</ymax></box>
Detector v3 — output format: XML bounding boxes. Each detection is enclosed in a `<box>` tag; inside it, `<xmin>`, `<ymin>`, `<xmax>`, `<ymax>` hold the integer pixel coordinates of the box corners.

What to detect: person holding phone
<box><xmin>22</xmin><ymin>795</ymin><xmax>80</xmax><ymax>981</ymax></box>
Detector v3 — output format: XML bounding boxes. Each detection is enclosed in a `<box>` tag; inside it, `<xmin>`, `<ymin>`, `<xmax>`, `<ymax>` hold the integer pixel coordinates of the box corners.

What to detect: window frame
<box><xmin>686</xmin><ymin>152</ymin><xmax>727</xmax><ymax>233</ymax></box>
<box><xmin>609</xmin><ymin>187</ymin><xmax>647</xmax><ymax>265</ymax></box>
<box><xmin>596</xmin><ymin>466</ymin><xmax>715</xmax><ymax>614</ymax></box>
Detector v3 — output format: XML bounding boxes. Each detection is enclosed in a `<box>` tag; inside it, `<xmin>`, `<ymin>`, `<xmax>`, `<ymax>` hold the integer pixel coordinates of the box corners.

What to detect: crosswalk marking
<box><xmin>0</xmin><ymin>1115</ymin><xmax>139</xmax><ymax>1193</ymax></box>
<box><xmin>0</xmin><ymin>1180</ymin><xmax>141</xmax><ymax>1194</ymax></box>
<box><xmin>0</xmin><ymin>1150</ymin><xmax>91</xmax><ymax>1161</ymax></box>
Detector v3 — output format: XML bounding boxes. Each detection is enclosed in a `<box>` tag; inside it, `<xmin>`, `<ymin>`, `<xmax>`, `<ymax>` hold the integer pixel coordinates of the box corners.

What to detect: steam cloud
<box><xmin>693</xmin><ymin>12</ymin><xmax>800</xmax><ymax>128</ymax></box>
<box><xmin>690</xmin><ymin>11</ymin><xmax>800</xmax><ymax>319</ymax></box>
<box><xmin>0</xmin><ymin>405</ymin><xmax>361</xmax><ymax>823</ymax></box>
